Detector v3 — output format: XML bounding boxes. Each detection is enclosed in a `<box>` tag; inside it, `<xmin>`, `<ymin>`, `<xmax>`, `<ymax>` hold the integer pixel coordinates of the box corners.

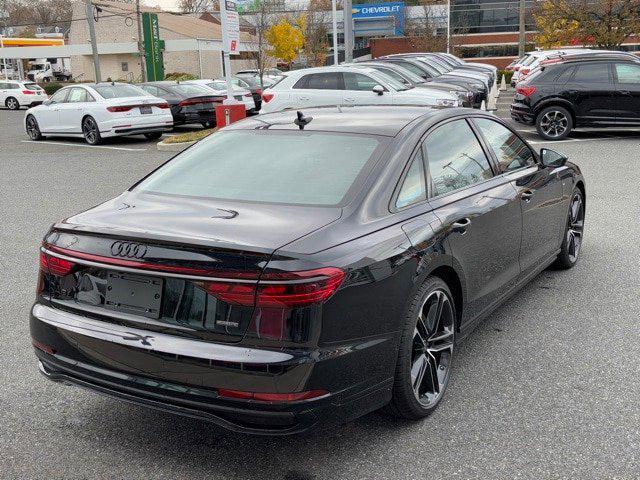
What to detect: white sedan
<box><xmin>24</xmin><ymin>82</ymin><xmax>173</xmax><ymax>145</ymax></box>
<box><xmin>182</xmin><ymin>79</ymin><xmax>256</xmax><ymax>112</ymax></box>
<box><xmin>259</xmin><ymin>65</ymin><xmax>458</xmax><ymax>114</ymax></box>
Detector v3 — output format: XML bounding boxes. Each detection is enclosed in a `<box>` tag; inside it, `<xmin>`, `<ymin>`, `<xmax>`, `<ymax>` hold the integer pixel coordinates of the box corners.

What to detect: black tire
<box><xmin>386</xmin><ymin>276</ymin><xmax>456</xmax><ymax>420</ymax></box>
<box><xmin>82</xmin><ymin>116</ymin><xmax>102</xmax><ymax>145</ymax></box>
<box><xmin>536</xmin><ymin>105</ymin><xmax>573</xmax><ymax>141</ymax></box>
<box><xmin>25</xmin><ymin>115</ymin><xmax>44</xmax><ymax>140</ymax></box>
<box><xmin>554</xmin><ymin>187</ymin><xmax>585</xmax><ymax>269</ymax></box>
<box><xmin>143</xmin><ymin>131</ymin><xmax>163</xmax><ymax>140</ymax></box>
<box><xmin>6</xmin><ymin>96</ymin><xmax>20</xmax><ymax>110</ymax></box>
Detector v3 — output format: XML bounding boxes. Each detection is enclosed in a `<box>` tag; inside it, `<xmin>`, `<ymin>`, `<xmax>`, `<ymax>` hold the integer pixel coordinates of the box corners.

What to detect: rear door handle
<box><xmin>451</xmin><ymin>217</ymin><xmax>471</xmax><ymax>234</ymax></box>
<box><xmin>344</xmin><ymin>97</ymin><xmax>356</xmax><ymax>102</ymax></box>
<box><xmin>298</xmin><ymin>96</ymin><xmax>310</xmax><ymax>101</ymax></box>
<box><xmin>521</xmin><ymin>189</ymin><xmax>535</xmax><ymax>202</ymax></box>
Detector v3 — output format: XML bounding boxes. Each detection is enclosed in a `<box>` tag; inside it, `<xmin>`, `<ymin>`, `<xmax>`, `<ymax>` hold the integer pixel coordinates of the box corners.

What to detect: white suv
<box><xmin>259</xmin><ymin>66</ymin><xmax>458</xmax><ymax>114</ymax></box>
<box><xmin>1</xmin><ymin>81</ymin><xmax>48</xmax><ymax>110</ymax></box>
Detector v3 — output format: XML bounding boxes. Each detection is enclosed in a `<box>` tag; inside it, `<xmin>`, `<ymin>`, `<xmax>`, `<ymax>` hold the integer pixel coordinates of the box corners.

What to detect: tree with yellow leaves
<box><xmin>533</xmin><ymin>0</ymin><xmax>640</xmax><ymax>50</ymax></box>
<box><xmin>265</xmin><ymin>17</ymin><xmax>306</xmax><ymax>65</ymax></box>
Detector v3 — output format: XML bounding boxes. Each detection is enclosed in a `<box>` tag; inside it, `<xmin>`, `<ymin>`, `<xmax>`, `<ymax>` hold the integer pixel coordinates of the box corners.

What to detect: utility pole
<box><xmin>343</xmin><ymin>0</ymin><xmax>353</xmax><ymax>62</ymax></box>
<box><xmin>446</xmin><ymin>0</ymin><xmax>451</xmax><ymax>54</ymax></box>
<box><xmin>518</xmin><ymin>0</ymin><xmax>526</xmax><ymax>57</ymax></box>
<box><xmin>332</xmin><ymin>0</ymin><xmax>338</xmax><ymax>65</ymax></box>
<box><xmin>86</xmin><ymin>0</ymin><xmax>101</xmax><ymax>82</ymax></box>
<box><xmin>136</xmin><ymin>0</ymin><xmax>147</xmax><ymax>82</ymax></box>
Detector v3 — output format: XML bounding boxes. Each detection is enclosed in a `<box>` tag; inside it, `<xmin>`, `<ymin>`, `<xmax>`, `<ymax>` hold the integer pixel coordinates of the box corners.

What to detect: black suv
<box><xmin>511</xmin><ymin>53</ymin><xmax>640</xmax><ymax>140</ymax></box>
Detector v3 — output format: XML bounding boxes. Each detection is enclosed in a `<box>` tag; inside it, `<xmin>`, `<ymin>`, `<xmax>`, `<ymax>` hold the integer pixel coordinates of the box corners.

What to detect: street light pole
<box><xmin>136</xmin><ymin>0</ymin><xmax>147</xmax><ymax>82</ymax></box>
<box><xmin>86</xmin><ymin>0</ymin><xmax>101</xmax><ymax>82</ymax></box>
<box><xmin>518</xmin><ymin>0</ymin><xmax>526</xmax><ymax>57</ymax></box>
<box><xmin>446</xmin><ymin>0</ymin><xmax>451</xmax><ymax>54</ymax></box>
<box><xmin>332</xmin><ymin>0</ymin><xmax>338</xmax><ymax>65</ymax></box>
<box><xmin>343</xmin><ymin>0</ymin><xmax>353</xmax><ymax>62</ymax></box>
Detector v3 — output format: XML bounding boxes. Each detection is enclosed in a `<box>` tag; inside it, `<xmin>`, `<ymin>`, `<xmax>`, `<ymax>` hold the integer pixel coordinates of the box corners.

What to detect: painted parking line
<box><xmin>21</xmin><ymin>140</ymin><xmax>147</xmax><ymax>152</ymax></box>
<box><xmin>527</xmin><ymin>136</ymin><xmax>627</xmax><ymax>145</ymax></box>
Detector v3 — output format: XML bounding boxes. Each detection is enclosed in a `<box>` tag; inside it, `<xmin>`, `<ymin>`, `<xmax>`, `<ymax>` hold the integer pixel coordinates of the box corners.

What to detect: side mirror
<box><xmin>540</xmin><ymin>148</ymin><xmax>567</xmax><ymax>167</ymax></box>
<box><xmin>42</xmin><ymin>99</ymin><xmax>52</xmax><ymax>106</ymax></box>
<box><xmin>372</xmin><ymin>85</ymin><xmax>384</xmax><ymax>96</ymax></box>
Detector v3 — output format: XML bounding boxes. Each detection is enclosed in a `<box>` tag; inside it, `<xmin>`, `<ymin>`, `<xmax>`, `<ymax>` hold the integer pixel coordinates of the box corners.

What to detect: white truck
<box><xmin>26</xmin><ymin>58</ymin><xmax>72</xmax><ymax>82</ymax></box>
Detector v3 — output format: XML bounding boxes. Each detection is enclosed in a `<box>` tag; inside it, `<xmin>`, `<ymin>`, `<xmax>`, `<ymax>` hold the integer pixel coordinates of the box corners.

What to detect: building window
<box><xmin>451</xmin><ymin>0</ymin><xmax>536</xmax><ymax>34</ymax></box>
<box><xmin>121</xmin><ymin>62</ymin><xmax>129</xmax><ymax>72</ymax></box>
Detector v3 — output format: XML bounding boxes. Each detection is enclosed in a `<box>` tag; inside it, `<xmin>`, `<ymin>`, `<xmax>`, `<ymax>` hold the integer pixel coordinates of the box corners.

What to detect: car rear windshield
<box><xmin>23</xmin><ymin>83</ymin><xmax>43</xmax><ymax>91</ymax></box>
<box><xmin>171</xmin><ymin>84</ymin><xmax>211</xmax><ymax>96</ymax></box>
<box><xmin>95</xmin><ymin>84</ymin><xmax>146</xmax><ymax>98</ymax></box>
<box><xmin>135</xmin><ymin>130</ymin><xmax>382</xmax><ymax>206</ymax></box>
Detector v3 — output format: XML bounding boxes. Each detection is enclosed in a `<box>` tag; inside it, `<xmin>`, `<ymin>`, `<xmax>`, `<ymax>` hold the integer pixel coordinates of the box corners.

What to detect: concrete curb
<box><xmin>156</xmin><ymin>139</ymin><xmax>196</xmax><ymax>152</ymax></box>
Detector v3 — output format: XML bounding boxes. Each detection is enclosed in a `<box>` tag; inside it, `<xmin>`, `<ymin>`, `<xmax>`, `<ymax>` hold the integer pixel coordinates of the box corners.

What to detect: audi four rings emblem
<box><xmin>110</xmin><ymin>241</ymin><xmax>148</xmax><ymax>259</ymax></box>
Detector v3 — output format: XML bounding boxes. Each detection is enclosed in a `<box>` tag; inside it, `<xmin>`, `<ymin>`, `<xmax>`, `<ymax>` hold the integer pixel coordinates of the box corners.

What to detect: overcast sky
<box><xmin>143</xmin><ymin>0</ymin><xmax>181</xmax><ymax>11</ymax></box>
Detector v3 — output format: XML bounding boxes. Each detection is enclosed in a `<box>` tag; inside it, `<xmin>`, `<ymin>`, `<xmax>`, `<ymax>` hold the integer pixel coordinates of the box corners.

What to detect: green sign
<box><xmin>142</xmin><ymin>12</ymin><xmax>165</xmax><ymax>81</ymax></box>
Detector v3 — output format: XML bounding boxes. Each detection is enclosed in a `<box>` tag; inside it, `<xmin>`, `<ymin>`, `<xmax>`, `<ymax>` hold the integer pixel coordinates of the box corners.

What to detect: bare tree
<box><xmin>178</xmin><ymin>0</ymin><xmax>215</xmax><ymax>14</ymax></box>
<box><xmin>251</xmin><ymin>0</ymin><xmax>279</xmax><ymax>85</ymax></box>
<box><xmin>404</xmin><ymin>0</ymin><xmax>446</xmax><ymax>52</ymax></box>
<box><xmin>304</xmin><ymin>0</ymin><xmax>331</xmax><ymax>67</ymax></box>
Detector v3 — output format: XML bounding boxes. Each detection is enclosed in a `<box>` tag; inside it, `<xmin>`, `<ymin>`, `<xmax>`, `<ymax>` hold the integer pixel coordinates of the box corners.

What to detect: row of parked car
<box><xmin>20</xmin><ymin>72</ymin><xmax>280</xmax><ymax>145</ymax></box>
<box><xmin>19</xmin><ymin>52</ymin><xmax>498</xmax><ymax>145</ymax></box>
<box><xmin>509</xmin><ymin>49</ymin><xmax>640</xmax><ymax>140</ymax></box>
<box><xmin>260</xmin><ymin>53</ymin><xmax>498</xmax><ymax>113</ymax></box>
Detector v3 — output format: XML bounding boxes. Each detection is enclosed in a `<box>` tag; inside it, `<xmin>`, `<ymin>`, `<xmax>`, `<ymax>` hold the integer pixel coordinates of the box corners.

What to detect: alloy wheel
<box><xmin>6</xmin><ymin>97</ymin><xmax>19</xmax><ymax>110</ymax></box>
<box><xmin>566</xmin><ymin>191</ymin><xmax>584</xmax><ymax>263</ymax></box>
<box><xmin>539</xmin><ymin>110</ymin><xmax>568</xmax><ymax>138</ymax></box>
<box><xmin>411</xmin><ymin>290</ymin><xmax>455</xmax><ymax>407</ymax></box>
<box><xmin>26</xmin><ymin>116</ymin><xmax>40</xmax><ymax>140</ymax></box>
<box><xmin>83</xmin><ymin>118</ymin><xmax>98</xmax><ymax>144</ymax></box>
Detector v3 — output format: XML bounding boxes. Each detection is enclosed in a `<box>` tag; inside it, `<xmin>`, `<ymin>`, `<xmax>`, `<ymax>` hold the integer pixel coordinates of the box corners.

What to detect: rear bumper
<box><xmin>30</xmin><ymin>303</ymin><xmax>395</xmax><ymax>435</ymax></box>
<box><xmin>510</xmin><ymin>103</ymin><xmax>535</xmax><ymax>124</ymax></box>
<box><xmin>173</xmin><ymin>110</ymin><xmax>216</xmax><ymax>125</ymax></box>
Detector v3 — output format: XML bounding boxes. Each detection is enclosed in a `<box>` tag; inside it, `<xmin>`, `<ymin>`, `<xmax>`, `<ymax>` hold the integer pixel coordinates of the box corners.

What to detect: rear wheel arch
<box><xmin>428</xmin><ymin>265</ymin><xmax>464</xmax><ymax>330</ymax></box>
<box><xmin>534</xmin><ymin>100</ymin><xmax>576</xmax><ymax>125</ymax></box>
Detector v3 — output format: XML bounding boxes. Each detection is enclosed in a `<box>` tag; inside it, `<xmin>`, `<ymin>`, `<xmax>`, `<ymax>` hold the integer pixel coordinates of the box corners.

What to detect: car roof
<box><xmin>224</xmin><ymin>105</ymin><xmax>460</xmax><ymax>137</ymax></box>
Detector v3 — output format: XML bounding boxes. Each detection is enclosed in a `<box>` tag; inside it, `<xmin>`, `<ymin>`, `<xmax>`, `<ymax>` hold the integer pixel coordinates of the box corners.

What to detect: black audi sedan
<box><xmin>31</xmin><ymin>106</ymin><xmax>585</xmax><ymax>435</ymax></box>
<box><xmin>511</xmin><ymin>52</ymin><xmax>640</xmax><ymax>140</ymax></box>
<box><xmin>139</xmin><ymin>81</ymin><xmax>222</xmax><ymax>128</ymax></box>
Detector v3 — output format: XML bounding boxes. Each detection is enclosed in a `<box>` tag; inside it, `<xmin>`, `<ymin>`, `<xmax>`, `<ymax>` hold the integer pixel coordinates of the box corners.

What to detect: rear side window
<box><xmin>396</xmin><ymin>150</ymin><xmax>426</xmax><ymax>209</ymax></box>
<box><xmin>294</xmin><ymin>73</ymin><xmax>342</xmax><ymax>90</ymax></box>
<box><xmin>573</xmin><ymin>62</ymin><xmax>611</xmax><ymax>83</ymax></box>
<box><xmin>474</xmin><ymin>118</ymin><xmax>534</xmax><ymax>172</ymax></box>
<box><xmin>424</xmin><ymin>120</ymin><xmax>493</xmax><ymax>197</ymax></box>
<box><xmin>614</xmin><ymin>63</ymin><xmax>640</xmax><ymax>84</ymax></box>
<box><xmin>23</xmin><ymin>83</ymin><xmax>43</xmax><ymax>91</ymax></box>
<box><xmin>136</xmin><ymin>131</ymin><xmax>382</xmax><ymax>206</ymax></box>
<box><xmin>95</xmin><ymin>84</ymin><xmax>146</xmax><ymax>98</ymax></box>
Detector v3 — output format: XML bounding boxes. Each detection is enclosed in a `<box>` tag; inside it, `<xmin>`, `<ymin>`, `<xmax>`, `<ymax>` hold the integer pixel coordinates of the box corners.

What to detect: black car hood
<box><xmin>56</xmin><ymin>191</ymin><xmax>342</xmax><ymax>254</ymax></box>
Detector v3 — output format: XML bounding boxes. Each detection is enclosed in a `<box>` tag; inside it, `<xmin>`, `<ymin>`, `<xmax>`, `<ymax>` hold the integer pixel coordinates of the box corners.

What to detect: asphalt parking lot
<box><xmin>1</xmin><ymin>101</ymin><xmax>639</xmax><ymax>479</ymax></box>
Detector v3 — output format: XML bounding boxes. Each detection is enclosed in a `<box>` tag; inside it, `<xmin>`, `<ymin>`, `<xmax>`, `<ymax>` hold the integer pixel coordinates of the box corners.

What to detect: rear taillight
<box><xmin>107</xmin><ymin>105</ymin><xmax>133</xmax><ymax>112</ymax></box>
<box><xmin>40</xmin><ymin>251</ymin><xmax>75</xmax><ymax>276</ymax></box>
<box><xmin>22</xmin><ymin>90</ymin><xmax>35</xmax><ymax>95</ymax></box>
<box><xmin>516</xmin><ymin>85</ymin><xmax>537</xmax><ymax>97</ymax></box>
<box><xmin>156</xmin><ymin>102</ymin><xmax>170</xmax><ymax>109</ymax></box>
<box><xmin>514</xmin><ymin>66</ymin><xmax>520</xmax><ymax>71</ymax></box>
<box><xmin>262</xmin><ymin>92</ymin><xmax>274</xmax><ymax>103</ymax></box>
<box><xmin>520</xmin><ymin>68</ymin><xmax>530</xmax><ymax>76</ymax></box>
<box><xmin>218</xmin><ymin>388</ymin><xmax>328</xmax><ymax>403</ymax></box>
<box><xmin>196</xmin><ymin>267</ymin><xmax>344</xmax><ymax>308</ymax></box>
